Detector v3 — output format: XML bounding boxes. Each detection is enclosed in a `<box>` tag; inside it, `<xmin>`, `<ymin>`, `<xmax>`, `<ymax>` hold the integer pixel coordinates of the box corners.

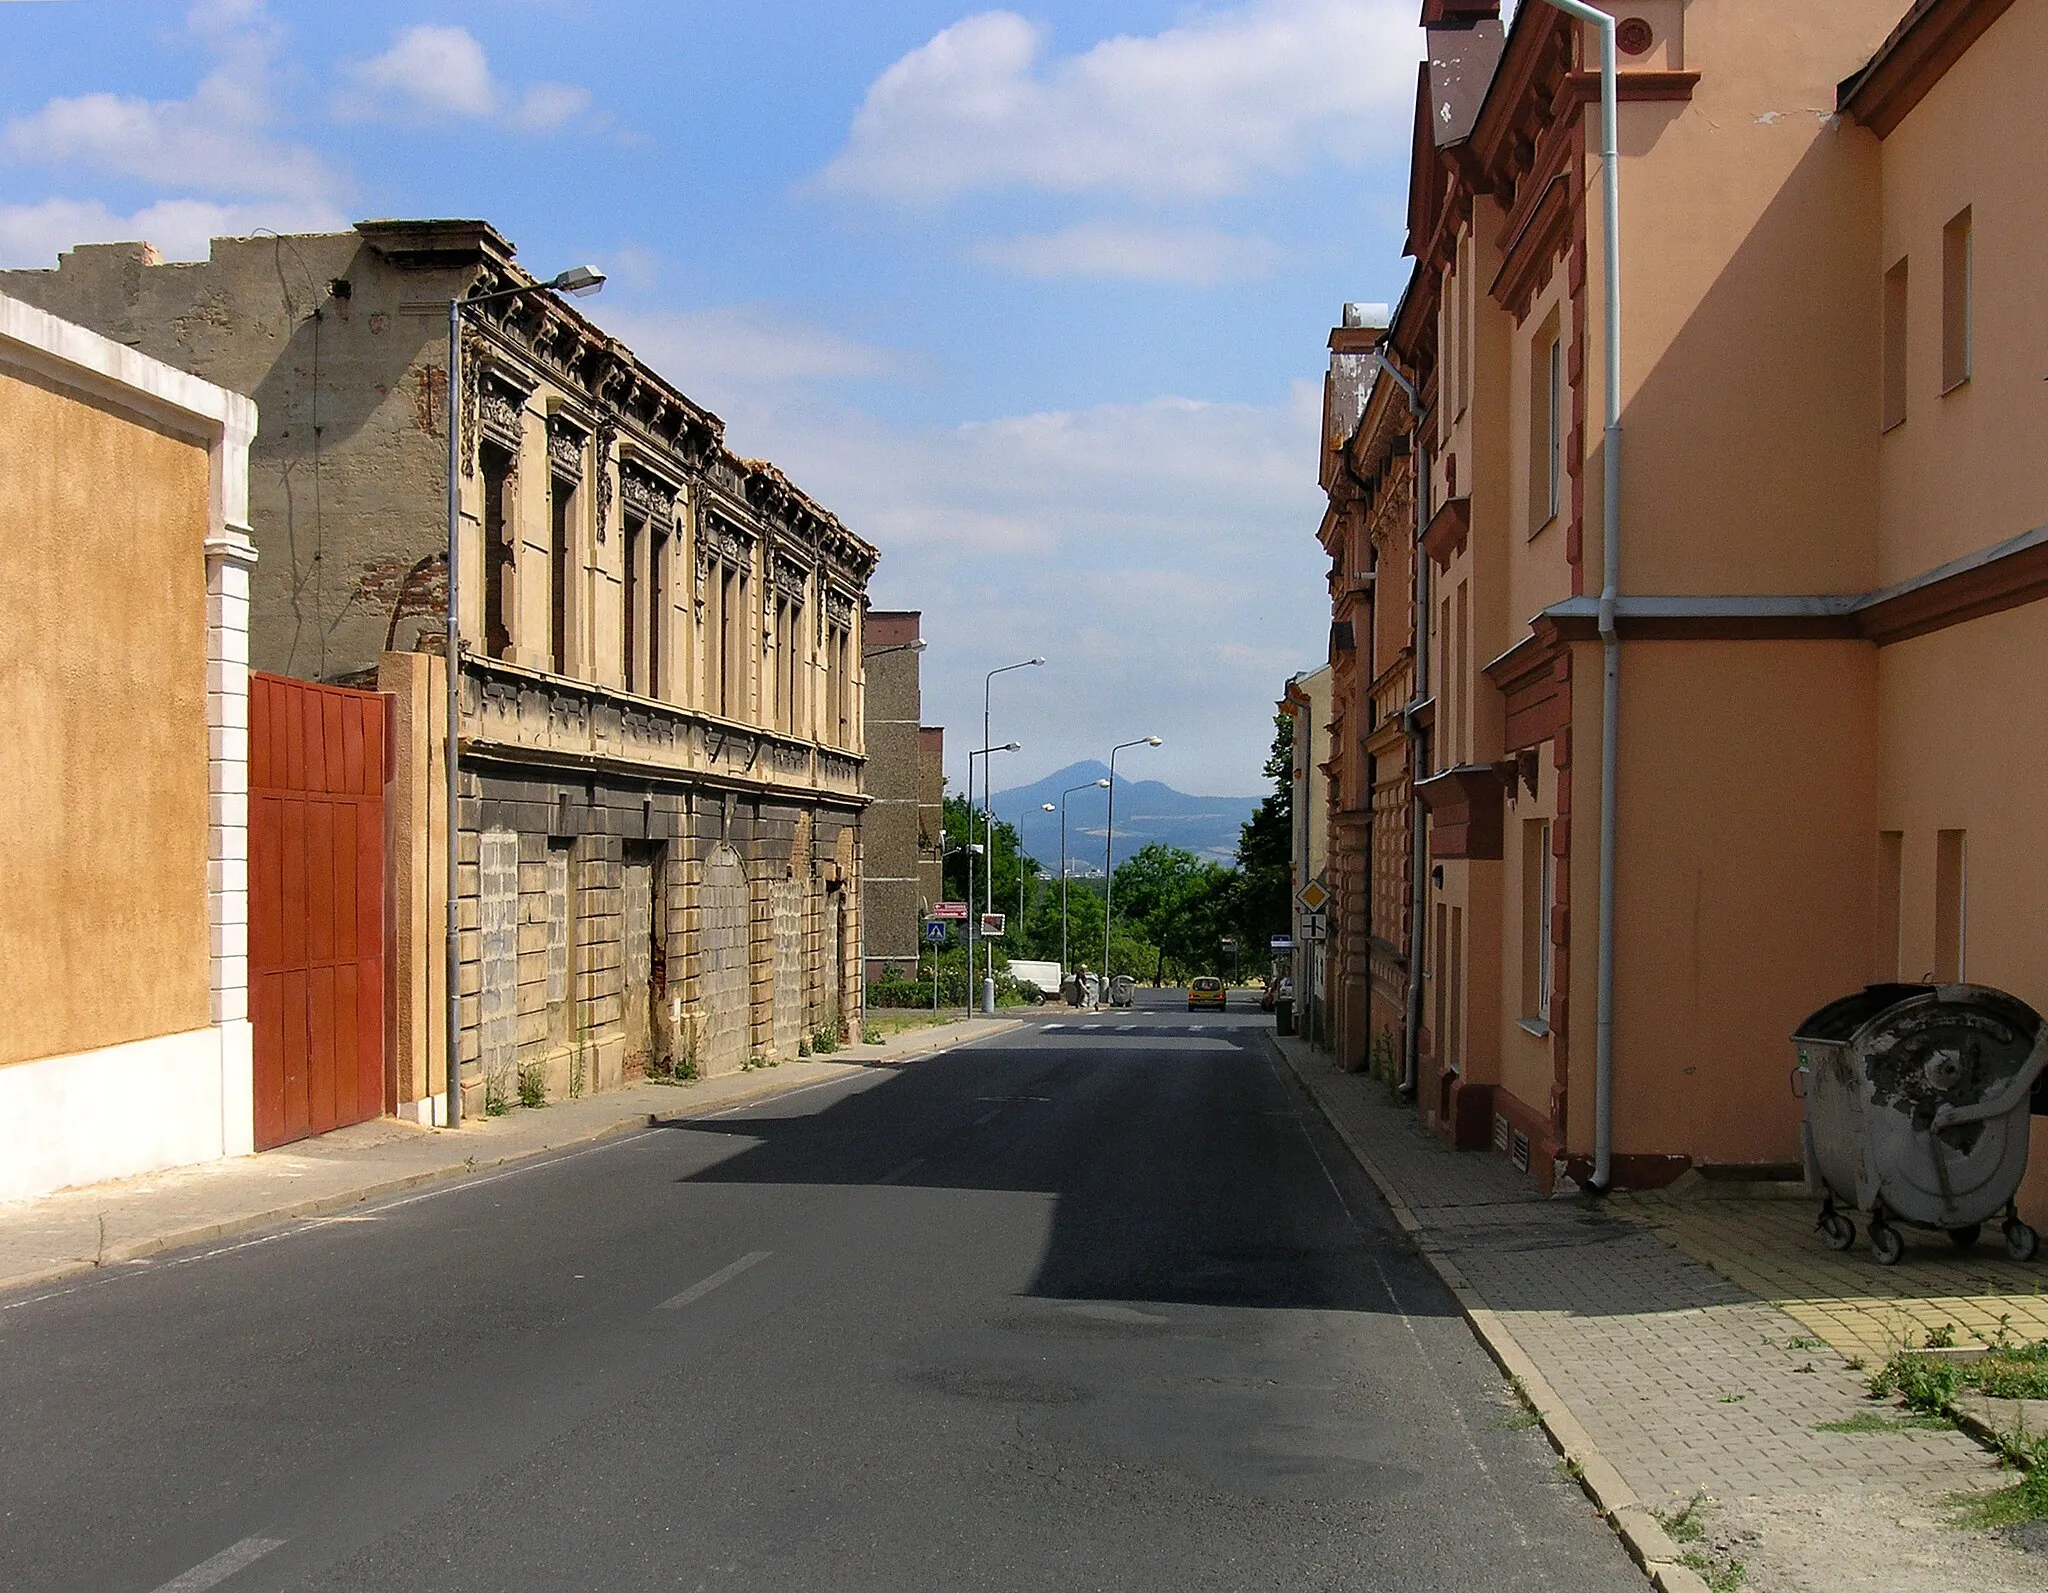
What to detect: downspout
<box><xmin>1370</xmin><ymin>348</ymin><xmax>1427</xmax><ymax>1099</ymax></box>
<box><xmin>1539</xmin><ymin>0</ymin><xmax>1623</xmax><ymax>1193</ymax></box>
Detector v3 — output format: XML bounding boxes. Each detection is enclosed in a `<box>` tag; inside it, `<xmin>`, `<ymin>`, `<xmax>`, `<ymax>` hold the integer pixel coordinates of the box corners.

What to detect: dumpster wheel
<box><xmin>2005</xmin><ymin>1217</ymin><xmax>2040</xmax><ymax>1263</ymax></box>
<box><xmin>1818</xmin><ymin>1210</ymin><xmax>1856</xmax><ymax>1252</ymax></box>
<box><xmin>1868</xmin><ymin>1220</ymin><xmax>1905</xmax><ymax>1266</ymax></box>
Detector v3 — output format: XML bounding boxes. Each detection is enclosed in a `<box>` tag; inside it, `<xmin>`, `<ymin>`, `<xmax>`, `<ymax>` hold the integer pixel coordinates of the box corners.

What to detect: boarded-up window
<box><xmin>1941</xmin><ymin>208</ymin><xmax>1972</xmax><ymax>394</ymax></box>
<box><xmin>1881</xmin><ymin>257</ymin><xmax>1909</xmax><ymax>432</ymax></box>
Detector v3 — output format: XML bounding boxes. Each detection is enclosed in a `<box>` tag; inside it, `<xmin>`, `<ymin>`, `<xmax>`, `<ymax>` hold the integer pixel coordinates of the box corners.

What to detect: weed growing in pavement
<box><xmin>483</xmin><ymin>1071</ymin><xmax>510</xmax><ymax>1116</ymax></box>
<box><xmin>1924</xmin><ymin>1322</ymin><xmax>1959</xmax><ymax>1349</ymax></box>
<box><xmin>1947</xmin><ymin>1429</ymin><xmax>2048</xmax><ymax>1533</ymax></box>
<box><xmin>862</xmin><ymin>1024</ymin><xmax>882</xmax><ymax>1044</ymax></box>
<box><xmin>811</xmin><ymin>1024</ymin><xmax>842</xmax><ymax>1055</ymax></box>
<box><xmin>1657</xmin><ymin>1493</ymin><xmax>1710</xmax><ymax>1543</ymax></box>
<box><xmin>1818</xmin><ymin>1410</ymin><xmax>1951</xmax><ymax>1433</ymax></box>
<box><xmin>1489</xmin><ymin>1374</ymin><xmax>1544</xmax><ymax>1430</ymax></box>
<box><xmin>1874</xmin><ymin>1339</ymin><xmax>2048</xmax><ymax>1409</ymax></box>
<box><xmin>1679</xmin><ymin>1549</ymin><xmax>1747</xmax><ymax>1592</ymax></box>
<box><xmin>516</xmin><ymin>1061</ymin><xmax>547</xmax><ymax>1109</ymax></box>
<box><xmin>1658</xmin><ymin>1496</ymin><xmax>1747</xmax><ymax>1591</ymax></box>
<box><xmin>1786</xmin><ymin>1335</ymin><xmax>1826</xmax><ymax>1351</ymax></box>
<box><xmin>1718</xmin><ymin>1393</ymin><xmax>1746</xmax><ymax>1403</ymax></box>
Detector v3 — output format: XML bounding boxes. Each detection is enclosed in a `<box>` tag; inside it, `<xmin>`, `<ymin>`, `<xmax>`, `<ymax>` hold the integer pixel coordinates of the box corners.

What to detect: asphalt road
<box><xmin>0</xmin><ymin>992</ymin><xmax>1643</xmax><ymax>1593</ymax></box>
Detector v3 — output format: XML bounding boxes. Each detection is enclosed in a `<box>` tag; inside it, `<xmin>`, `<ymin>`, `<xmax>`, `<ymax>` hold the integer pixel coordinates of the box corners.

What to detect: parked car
<box><xmin>1188</xmin><ymin>977</ymin><xmax>1227</xmax><ymax>1012</ymax></box>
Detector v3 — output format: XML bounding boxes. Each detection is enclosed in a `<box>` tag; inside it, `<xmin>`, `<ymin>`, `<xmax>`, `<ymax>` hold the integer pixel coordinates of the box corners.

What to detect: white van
<box><xmin>1007</xmin><ymin>960</ymin><xmax>1064</xmax><ymax>1002</ymax></box>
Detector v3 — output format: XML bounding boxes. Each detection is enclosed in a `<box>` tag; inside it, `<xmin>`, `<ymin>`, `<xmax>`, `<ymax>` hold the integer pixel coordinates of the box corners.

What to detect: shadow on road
<box><xmin>666</xmin><ymin>1012</ymin><xmax>1450</xmax><ymax>1319</ymax></box>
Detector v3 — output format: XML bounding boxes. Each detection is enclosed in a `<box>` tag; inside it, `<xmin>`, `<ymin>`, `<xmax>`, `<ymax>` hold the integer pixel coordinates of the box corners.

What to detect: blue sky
<box><xmin>1</xmin><ymin>0</ymin><xmax>1426</xmax><ymax>795</ymax></box>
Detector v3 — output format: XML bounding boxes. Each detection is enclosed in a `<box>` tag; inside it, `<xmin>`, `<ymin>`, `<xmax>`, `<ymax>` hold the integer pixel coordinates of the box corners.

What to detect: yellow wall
<box><xmin>0</xmin><ymin>368</ymin><xmax>212</xmax><ymax>1065</ymax></box>
<box><xmin>1607</xmin><ymin>0</ymin><xmax>1900</xmax><ymax>597</ymax></box>
<box><xmin>1608</xmin><ymin>640</ymin><xmax>1877</xmax><ymax>1165</ymax></box>
<box><xmin>1870</xmin><ymin>0</ymin><xmax>2048</xmax><ymax>583</ymax></box>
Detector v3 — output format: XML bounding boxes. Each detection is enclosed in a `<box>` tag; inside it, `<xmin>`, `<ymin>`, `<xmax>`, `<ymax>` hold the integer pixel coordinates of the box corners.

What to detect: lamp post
<box><xmin>935</xmin><ymin>837</ymin><xmax>979</xmax><ymax>1017</ymax></box>
<box><xmin>1054</xmin><ymin>778</ymin><xmax>1108</xmax><ymax>974</ymax></box>
<box><xmin>1101</xmin><ymin>737</ymin><xmax>1161</xmax><ymax>985</ymax></box>
<box><xmin>442</xmin><ymin>262</ymin><xmax>604</xmax><ymax>1132</ymax></box>
<box><xmin>981</xmin><ymin>658</ymin><xmax>1043</xmax><ymax>1013</ymax></box>
<box><xmin>966</xmin><ymin>740</ymin><xmax>1020</xmax><ymax>1016</ymax></box>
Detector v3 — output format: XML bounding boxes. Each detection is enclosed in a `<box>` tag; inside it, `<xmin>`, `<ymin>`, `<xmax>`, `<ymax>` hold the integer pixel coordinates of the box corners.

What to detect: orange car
<box><xmin>1188</xmin><ymin>977</ymin><xmax>1227</xmax><ymax>1012</ymax></box>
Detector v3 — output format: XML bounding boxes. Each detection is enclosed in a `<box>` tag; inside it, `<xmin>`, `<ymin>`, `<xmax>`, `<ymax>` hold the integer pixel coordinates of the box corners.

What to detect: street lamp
<box><xmin>982</xmin><ymin>657</ymin><xmax>1044</xmax><ymax>1013</ymax></box>
<box><xmin>442</xmin><ymin>262</ymin><xmax>604</xmax><ymax>1132</ymax></box>
<box><xmin>1053</xmin><ymin>778</ymin><xmax>1108</xmax><ymax>975</ymax></box>
<box><xmin>866</xmin><ymin>638</ymin><xmax>928</xmax><ymax>659</ymax></box>
<box><xmin>1102</xmin><ymin>737</ymin><xmax>1162</xmax><ymax>987</ymax></box>
<box><xmin>934</xmin><ymin>838</ymin><xmax>980</xmax><ymax>1018</ymax></box>
<box><xmin>966</xmin><ymin>740</ymin><xmax>1020</xmax><ymax>1017</ymax></box>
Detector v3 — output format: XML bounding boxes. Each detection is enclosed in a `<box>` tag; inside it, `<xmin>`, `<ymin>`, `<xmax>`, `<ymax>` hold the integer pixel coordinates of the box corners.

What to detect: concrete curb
<box><xmin>1265</xmin><ymin>1035</ymin><xmax>1717</xmax><ymax>1593</ymax></box>
<box><xmin>3</xmin><ymin>1021</ymin><xmax>1028</xmax><ymax>1301</ymax></box>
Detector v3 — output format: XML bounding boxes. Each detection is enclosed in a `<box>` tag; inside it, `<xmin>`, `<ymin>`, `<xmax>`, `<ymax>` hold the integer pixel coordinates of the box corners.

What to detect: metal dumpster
<box><xmin>1793</xmin><ymin>983</ymin><xmax>2048</xmax><ymax>1265</ymax></box>
<box><xmin>1108</xmin><ymin>975</ymin><xmax>1135</xmax><ymax>1009</ymax></box>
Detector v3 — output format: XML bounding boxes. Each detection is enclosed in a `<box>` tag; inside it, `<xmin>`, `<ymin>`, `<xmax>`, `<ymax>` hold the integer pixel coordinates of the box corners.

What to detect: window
<box><xmin>1875</xmin><ymin>831</ymin><xmax>1904</xmax><ymax>981</ymax></box>
<box><xmin>647</xmin><ymin>523</ymin><xmax>666</xmax><ymax>701</ymax></box>
<box><xmin>1881</xmin><ymin>257</ymin><xmax>1909</xmax><ymax>431</ymax></box>
<box><xmin>1528</xmin><ymin>310</ymin><xmax>1562</xmax><ymax>531</ymax></box>
<box><xmin>1453</xmin><ymin>580</ymin><xmax>1470</xmax><ymax>767</ymax></box>
<box><xmin>1941</xmin><ymin>208</ymin><xmax>1972</xmax><ymax>393</ymax></box>
<box><xmin>1935</xmin><ymin>829</ymin><xmax>1966</xmax><ymax>982</ymax></box>
<box><xmin>1522</xmin><ymin>819</ymin><xmax>1553</xmax><ymax>1027</ymax></box>
<box><xmin>549</xmin><ymin>470</ymin><xmax>577</xmax><ymax>674</ymax></box>
<box><xmin>1454</xmin><ymin>235</ymin><xmax>1472</xmax><ymax>420</ymax></box>
<box><xmin>1447</xmin><ymin>905</ymin><xmax>1464</xmax><ymax>1073</ymax></box>
<box><xmin>481</xmin><ymin>442</ymin><xmax>516</xmax><ymax>660</ymax></box>
<box><xmin>623</xmin><ymin>511</ymin><xmax>644</xmax><ymax>694</ymax></box>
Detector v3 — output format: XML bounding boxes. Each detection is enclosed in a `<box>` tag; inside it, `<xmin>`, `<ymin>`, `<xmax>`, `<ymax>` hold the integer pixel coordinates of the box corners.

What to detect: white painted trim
<box><xmin>0</xmin><ymin>1026</ymin><xmax>254</xmax><ymax>1203</ymax></box>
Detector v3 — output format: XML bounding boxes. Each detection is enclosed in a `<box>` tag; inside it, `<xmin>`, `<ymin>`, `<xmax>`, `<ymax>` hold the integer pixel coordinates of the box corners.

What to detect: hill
<box><xmin>990</xmin><ymin>761</ymin><xmax>1260</xmax><ymax>875</ymax></box>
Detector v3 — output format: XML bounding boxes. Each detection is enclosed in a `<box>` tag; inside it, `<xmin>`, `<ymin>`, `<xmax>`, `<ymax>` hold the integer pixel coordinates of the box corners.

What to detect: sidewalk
<box><xmin>1271</xmin><ymin>1033</ymin><xmax>2041</xmax><ymax>1593</ymax></box>
<box><xmin>0</xmin><ymin>1013</ymin><xmax>1025</xmax><ymax>1299</ymax></box>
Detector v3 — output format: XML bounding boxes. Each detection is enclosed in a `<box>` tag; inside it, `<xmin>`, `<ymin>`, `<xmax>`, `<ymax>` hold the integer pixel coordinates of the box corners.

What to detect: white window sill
<box><xmin>1516</xmin><ymin>1016</ymin><xmax>1551</xmax><ymax>1039</ymax></box>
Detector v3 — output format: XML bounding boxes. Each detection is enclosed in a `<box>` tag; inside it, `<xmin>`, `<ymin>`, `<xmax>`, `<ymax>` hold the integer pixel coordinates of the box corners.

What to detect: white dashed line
<box><xmin>656</xmin><ymin>1250</ymin><xmax>772</xmax><ymax>1311</ymax></box>
<box><xmin>149</xmin><ymin>1537</ymin><xmax>285</xmax><ymax>1593</ymax></box>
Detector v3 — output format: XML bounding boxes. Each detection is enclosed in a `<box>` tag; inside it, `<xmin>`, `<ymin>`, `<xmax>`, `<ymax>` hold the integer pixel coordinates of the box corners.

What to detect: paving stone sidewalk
<box><xmin>1272</xmin><ymin>1035</ymin><xmax>2040</xmax><ymax>1593</ymax></box>
<box><xmin>0</xmin><ymin>1014</ymin><xmax>1022</xmax><ymax>1299</ymax></box>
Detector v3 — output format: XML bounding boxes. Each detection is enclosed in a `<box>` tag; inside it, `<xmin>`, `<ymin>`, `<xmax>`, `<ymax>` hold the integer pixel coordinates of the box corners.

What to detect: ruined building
<box><xmin>1</xmin><ymin>221</ymin><xmax>877</xmax><ymax>1128</ymax></box>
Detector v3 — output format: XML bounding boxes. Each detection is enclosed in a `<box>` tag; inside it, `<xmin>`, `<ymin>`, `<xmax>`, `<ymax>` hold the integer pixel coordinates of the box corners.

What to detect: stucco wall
<box><xmin>1868</xmin><ymin>0</ymin><xmax>2048</xmax><ymax>584</ymax></box>
<box><xmin>0</xmin><ymin>367</ymin><xmax>212</xmax><ymax>1066</ymax></box>
<box><xmin>1609</xmin><ymin>639</ymin><xmax>1877</xmax><ymax>1166</ymax></box>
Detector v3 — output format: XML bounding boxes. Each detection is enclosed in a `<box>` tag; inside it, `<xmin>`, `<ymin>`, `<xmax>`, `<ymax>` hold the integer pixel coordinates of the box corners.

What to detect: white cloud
<box><xmin>598</xmin><ymin>303</ymin><xmax>911</xmax><ymax>392</ymax></box>
<box><xmin>1</xmin><ymin>2</ymin><xmax>337</xmax><ymax>198</ymax></box>
<box><xmin>593</xmin><ymin>298</ymin><xmax>1327</xmax><ymax>793</ymax></box>
<box><xmin>334</xmin><ymin>24</ymin><xmax>589</xmax><ymax>132</ymax></box>
<box><xmin>0</xmin><ymin>194</ymin><xmax>351</xmax><ymax>268</ymax></box>
<box><xmin>972</xmin><ymin>221</ymin><xmax>1285</xmax><ymax>284</ymax></box>
<box><xmin>820</xmin><ymin>0</ymin><xmax>1418</xmax><ymax>203</ymax></box>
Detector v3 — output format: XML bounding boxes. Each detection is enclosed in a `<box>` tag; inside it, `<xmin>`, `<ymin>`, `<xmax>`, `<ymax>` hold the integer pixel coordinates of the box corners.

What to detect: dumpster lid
<box><xmin>1792</xmin><ymin>983</ymin><xmax>1933</xmax><ymax>1044</ymax></box>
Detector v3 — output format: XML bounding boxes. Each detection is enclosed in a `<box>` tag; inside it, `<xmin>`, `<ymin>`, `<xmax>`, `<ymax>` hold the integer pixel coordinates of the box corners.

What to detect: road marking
<box><xmin>149</xmin><ymin>1537</ymin><xmax>285</xmax><ymax>1593</ymax></box>
<box><xmin>657</xmin><ymin>1250</ymin><xmax>771</xmax><ymax>1311</ymax></box>
<box><xmin>877</xmin><ymin>1155</ymin><xmax>928</xmax><ymax>1185</ymax></box>
<box><xmin>1044</xmin><ymin>1023</ymin><xmax>1065</xmax><ymax>1031</ymax></box>
<box><xmin>973</xmin><ymin>1108</ymin><xmax>1002</xmax><ymax>1126</ymax></box>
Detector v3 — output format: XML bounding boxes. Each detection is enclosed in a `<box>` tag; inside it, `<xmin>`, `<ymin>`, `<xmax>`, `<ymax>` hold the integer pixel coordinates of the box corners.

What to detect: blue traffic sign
<box><xmin>923</xmin><ymin>919</ymin><xmax>950</xmax><ymax>943</ymax></box>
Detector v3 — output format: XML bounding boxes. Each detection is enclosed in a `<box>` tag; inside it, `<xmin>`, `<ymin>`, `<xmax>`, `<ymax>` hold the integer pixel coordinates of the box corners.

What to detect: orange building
<box><xmin>1314</xmin><ymin>0</ymin><xmax>2047</xmax><ymax>1202</ymax></box>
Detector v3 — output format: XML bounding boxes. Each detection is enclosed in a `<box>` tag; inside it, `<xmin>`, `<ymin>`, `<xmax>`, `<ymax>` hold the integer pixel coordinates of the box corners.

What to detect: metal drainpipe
<box><xmin>1538</xmin><ymin>0</ymin><xmax>1624</xmax><ymax>1193</ymax></box>
<box><xmin>1369</xmin><ymin>348</ymin><xmax>1427</xmax><ymax>1099</ymax></box>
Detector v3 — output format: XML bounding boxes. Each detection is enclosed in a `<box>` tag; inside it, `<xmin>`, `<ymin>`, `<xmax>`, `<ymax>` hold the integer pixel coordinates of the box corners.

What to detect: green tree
<box><xmin>1110</xmin><ymin>844</ymin><xmax>1240</xmax><ymax>981</ymax></box>
<box><xmin>939</xmin><ymin>793</ymin><xmax>1040</xmax><ymax>920</ymax></box>
<box><xmin>1233</xmin><ymin>710</ymin><xmax>1294</xmax><ymax>951</ymax></box>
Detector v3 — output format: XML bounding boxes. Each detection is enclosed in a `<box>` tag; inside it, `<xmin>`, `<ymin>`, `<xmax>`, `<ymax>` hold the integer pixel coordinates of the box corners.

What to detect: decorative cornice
<box><xmin>1838</xmin><ymin>0</ymin><xmax>2017</xmax><ymax>139</ymax></box>
<box><xmin>1518</xmin><ymin>525</ymin><xmax>2048</xmax><ymax>647</ymax></box>
<box><xmin>619</xmin><ymin>462</ymin><xmax>677</xmax><ymax>524</ymax></box>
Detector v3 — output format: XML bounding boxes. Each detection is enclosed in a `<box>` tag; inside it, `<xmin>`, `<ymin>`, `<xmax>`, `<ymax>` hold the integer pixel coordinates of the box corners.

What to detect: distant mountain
<box><xmin>990</xmin><ymin>761</ymin><xmax>1260</xmax><ymax>875</ymax></box>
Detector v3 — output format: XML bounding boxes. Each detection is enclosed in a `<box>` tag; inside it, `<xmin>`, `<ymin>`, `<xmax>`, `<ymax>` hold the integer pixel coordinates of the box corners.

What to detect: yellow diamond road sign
<box><xmin>1296</xmin><ymin>879</ymin><xmax>1330</xmax><ymax>914</ymax></box>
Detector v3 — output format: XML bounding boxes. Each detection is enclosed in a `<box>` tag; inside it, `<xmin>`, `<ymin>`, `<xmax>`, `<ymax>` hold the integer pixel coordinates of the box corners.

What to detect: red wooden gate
<box><xmin>250</xmin><ymin>674</ymin><xmax>387</xmax><ymax>1151</ymax></box>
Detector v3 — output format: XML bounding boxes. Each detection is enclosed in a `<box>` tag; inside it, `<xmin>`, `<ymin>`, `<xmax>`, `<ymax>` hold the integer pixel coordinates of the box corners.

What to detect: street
<box><xmin>1</xmin><ymin>993</ymin><xmax>1641</xmax><ymax>1593</ymax></box>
